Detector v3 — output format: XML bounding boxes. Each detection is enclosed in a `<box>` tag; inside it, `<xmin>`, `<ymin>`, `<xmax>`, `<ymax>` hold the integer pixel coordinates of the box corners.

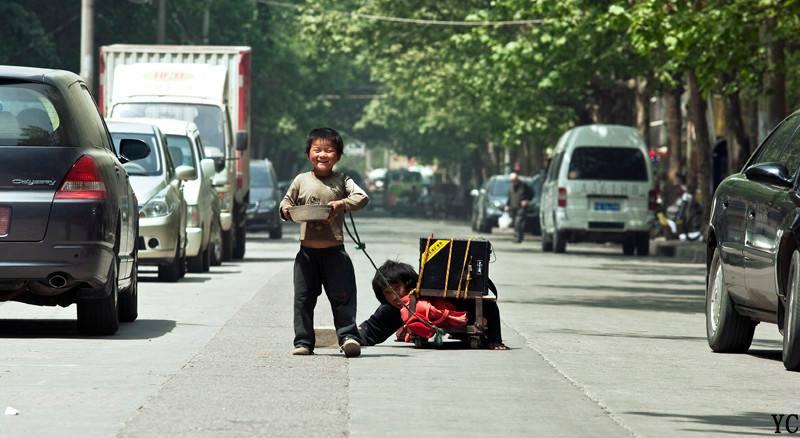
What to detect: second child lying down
<box><xmin>358</xmin><ymin>260</ymin><xmax>509</xmax><ymax>350</ymax></box>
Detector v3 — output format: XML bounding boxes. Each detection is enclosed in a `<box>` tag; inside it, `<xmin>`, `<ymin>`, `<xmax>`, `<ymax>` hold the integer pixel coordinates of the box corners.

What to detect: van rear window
<box><xmin>0</xmin><ymin>82</ymin><xmax>67</xmax><ymax>146</ymax></box>
<box><xmin>567</xmin><ymin>147</ymin><xmax>647</xmax><ymax>181</ymax></box>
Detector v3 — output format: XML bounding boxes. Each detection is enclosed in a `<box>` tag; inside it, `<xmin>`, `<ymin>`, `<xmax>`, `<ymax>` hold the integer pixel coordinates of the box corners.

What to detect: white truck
<box><xmin>99</xmin><ymin>44</ymin><xmax>251</xmax><ymax>260</ymax></box>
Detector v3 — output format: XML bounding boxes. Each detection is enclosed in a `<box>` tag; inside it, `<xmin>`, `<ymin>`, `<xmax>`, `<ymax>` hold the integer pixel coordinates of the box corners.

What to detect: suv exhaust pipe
<box><xmin>47</xmin><ymin>273</ymin><xmax>69</xmax><ymax>289</ymax></box>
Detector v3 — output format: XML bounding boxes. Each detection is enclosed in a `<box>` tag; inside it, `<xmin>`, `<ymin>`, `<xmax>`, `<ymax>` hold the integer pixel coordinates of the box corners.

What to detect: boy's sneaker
<box><xmin>341</xmin><ymin>338</ymin><xmax>361</xmax><ymax>358</ymax></box>
<box><xmin>292</xmin><ymin>345</ymin><xmax>312</xmax><ymax>356</ymax></box>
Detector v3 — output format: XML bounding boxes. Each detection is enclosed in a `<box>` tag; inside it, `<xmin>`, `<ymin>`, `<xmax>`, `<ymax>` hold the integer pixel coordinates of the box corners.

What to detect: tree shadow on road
<box><xmin>0</xmin><ymin>318</ymin><xmax>176</xmax><ymax>339</ymax></box>
<box><xmin>625</xmin><ymin>410</ymin><xmax>777</xmax><ymax>435</ymax></box>
<box><xmin>545</xmin><ymin>327</ymin><xmax>709</xmax><ymax>342</ymax></box>
<box><xmin>503</xmin><ymin>287</ymin><xmax>704</xmax><ymax>314</ymax></box>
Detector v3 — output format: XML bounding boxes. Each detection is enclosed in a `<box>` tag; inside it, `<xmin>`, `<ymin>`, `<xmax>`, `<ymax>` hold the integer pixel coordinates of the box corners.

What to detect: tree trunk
<box><xmin>686</xmin><ymin>70</ymin><xmax>712</xmax><ymax>232</ymax></box>
<box><xmin>531</xmin><ymin>141</ymin><xmax>545</xmax><ymax>174</ymax></box>
<box><xmin>723</xmin><ymin>91</ymin><xmax>750</xmax><ymax>174</ymax></box>
<box><xmin>765</xmin><ymin>35</ymin><xmax>787</xmax><ymax>131</ymax></box>
<box><xmin>663</xmin><ymin>85</ymin><xmax>684</xmax><ymax>205</ymax></box>
<box><xmin>635</xmin><ymin>77</ymin><xmax>651</xmax><ymax>148</ymax></box>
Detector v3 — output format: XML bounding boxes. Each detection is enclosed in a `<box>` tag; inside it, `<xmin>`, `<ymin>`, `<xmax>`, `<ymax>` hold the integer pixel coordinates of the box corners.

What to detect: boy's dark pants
<box><xmin>293</xmin><ymin>245</ymin><xmax>361</xmax><ymax>349</ymax></box>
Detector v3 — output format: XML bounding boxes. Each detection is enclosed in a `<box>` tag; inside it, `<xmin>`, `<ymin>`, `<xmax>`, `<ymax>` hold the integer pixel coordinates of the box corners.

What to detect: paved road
<box><xmin>0</xmin><ymin>217</ymin><xmax>796</xmax><ymax>437</ymax></box>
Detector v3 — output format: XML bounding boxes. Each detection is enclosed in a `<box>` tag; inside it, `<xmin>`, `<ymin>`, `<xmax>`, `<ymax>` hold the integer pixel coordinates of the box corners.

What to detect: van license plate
<box><xmin>593</xmin><ymin>202</ymin><xmax>620</xmax><ymax>212</ymax></box>
<box><xmin>0</xmin><ymin>207</ymin><xmax>9</xmax><ymax>236</ymax></box>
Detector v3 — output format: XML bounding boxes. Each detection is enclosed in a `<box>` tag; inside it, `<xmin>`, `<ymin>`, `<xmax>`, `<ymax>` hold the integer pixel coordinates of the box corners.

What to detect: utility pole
<box><xmin>203</xmin><ymin>0</ymin><xmax>213</xmax><ymax>44</ymax></box>
<box><xmin>79</xmin><ymin>0</ymin><xmax>94</xmax><ymax>89</ymax></box>
<box><xmin>157</xmin><ymin>0</ymin><xmax>166</xmax><ymax>43</ymax></box>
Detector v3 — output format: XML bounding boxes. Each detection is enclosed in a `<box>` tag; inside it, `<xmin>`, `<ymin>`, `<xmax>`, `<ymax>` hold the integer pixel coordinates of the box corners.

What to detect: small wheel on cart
<box><xmin>413</xmin><ymin>337</ymin><xmax>428</xmax><ymax>349</ymax></box>
<box><xmin>468</xmin><ymin>336</ymin><xmax>481</xmax><ymax>349</ymax></box>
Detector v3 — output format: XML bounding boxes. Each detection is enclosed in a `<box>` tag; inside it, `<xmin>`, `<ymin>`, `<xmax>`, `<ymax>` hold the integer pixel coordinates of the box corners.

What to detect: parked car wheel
<box><xmin>553</xmin><ymin>226</ymin><xmax>567</xmax><ymax>253</ymax></box>
<box><xmin>706</xmin><ymin>248</ymin><xmax>755</xmax><ymax>353</ymax></box>
<box><xmin>188</xmin><ymin>238</ymin><xmax>206</xmax><ymax>273</ymax></box>
<box><xmin>158</xmin><ymin>245</ymin><xmax>182</xmax><ymax>282</ymax></box>
<box><xmin>202</xmin><ymin>243</ymin><xmax>211</xmax><ymax>272</ymax></box>
<box><xmin>118</xmin><ymin>252</ymin><xmax>138</xmax><ymax>323</ymax></box>
<box><xmin>269</xmin><ymin>225</ymin><xmax>283</xmax><ymax>240</ymax></box>
<box><xmin>222</xmin><ymin>227</ymin><xmax>234</xmax><ymax>261</ymax></box>
<box><xmin>541</xmin><ymin>231</ymin><xmax>553</xmax><ymax>252</ymax></box>
<box><xmin>77</xmin><ymin>261</ymin><xmax>120</xmax><ymax>335</ymax></box>
<box><xmin>211</xmin><ymin>221</ymin><xmax>223</xmax><ymax>266</ymax></box>
<box><xmin>782</xmin><ymin>250</ymin><xmax>800</xmax><ymax>370</ymax></box>
<box><xmin>623</xmin><ymin>235</ymin><xmax>635</xmax><ymax>256</ymax></box>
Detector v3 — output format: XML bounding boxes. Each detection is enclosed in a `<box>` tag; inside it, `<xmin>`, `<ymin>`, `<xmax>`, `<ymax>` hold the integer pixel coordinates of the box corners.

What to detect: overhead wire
<box><xmin>257</xmin><ymin>0</ymin><xmax>543</xmax><ymax>27</ymax></box>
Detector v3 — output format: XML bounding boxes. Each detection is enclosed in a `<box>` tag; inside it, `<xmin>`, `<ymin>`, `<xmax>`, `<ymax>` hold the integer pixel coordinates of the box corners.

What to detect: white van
<box><xmin>539</xmin><ymin>124</ymin><xmax>654</xmax><ymax>255</ymax></box>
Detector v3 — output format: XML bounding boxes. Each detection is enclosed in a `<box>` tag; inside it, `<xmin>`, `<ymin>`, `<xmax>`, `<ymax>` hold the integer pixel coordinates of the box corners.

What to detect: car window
<box><xmin>111</xmin><ymin>132</ymin><xmax>161</xmax><ymax>176</ymax></box>
<box><xmin>0</xmin><ymin>82</ymin><xmax>67</xmax><ymax>146</ymax></box>
<box><xmin>546</xmin><ymin>152</ymin><xmax>563</xmax><ymax>182</ymax></box>
<box><xmin>113</xmin><ymin>103</ymin><xmax>225</xmax><ymax>153</ymax></box>
<box><xmin>489</xmin><ymin>179</ymin><xmax>510</xmax><ymax>196</ymax></box>
<box><xmin>250</xmin><ymin>163</ymin><xmax>273</xmax><ymax>188</ymax></box>
<box><xmin>166</xmin><ymin>135</ymin><xmax>197</xmax><ymax>169</ymax></box>
<box><xmin>751</xmin><ymin>115</ymin><xmax>800</xmax><ymax>166</ymax></box>
<box><xmin>567</xmin><ymin>147</ymin><xmax>647</xmax><ymax>181</ymax></box>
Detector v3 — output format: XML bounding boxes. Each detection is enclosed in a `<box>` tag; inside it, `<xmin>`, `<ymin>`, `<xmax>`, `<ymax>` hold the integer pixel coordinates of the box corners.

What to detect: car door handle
<box><xmin>748</xmin><ymin>210</ymin><xmax>756</xmax><ymax>219</ymax></box>
<box><xmin>722</xmin><ymin>200</ymin><xmax>729</xmax><ymax>209</ymax></box>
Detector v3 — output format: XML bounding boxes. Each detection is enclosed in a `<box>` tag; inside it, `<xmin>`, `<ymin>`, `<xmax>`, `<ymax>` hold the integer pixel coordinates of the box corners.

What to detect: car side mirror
<box><xmin>744</xmin><ymin>162</ymin><xmax>793</xmax><ymax>188</ymax></box>
<box><xmin>236</xmin><ymin>131</ymin><xmax>248</xmax><ymax>151</ymax></box>
<box><xmin>791</xmin><ymin>191</ymin><xmax>800</xmax><ymax>208</ymax></box>
<box><xmin>175</xmin><ymin>165</ymin><xmax>197</xmax><ymax>181</ymax></box>
<box><xmin>119</xmin><ymin>138</ymin><xmax>150</xmax><ymax>163</ymax></box>
<box><xmin>201</xmin><ymin>158</ymin><xmax>216</xmax><ymax>178</ymax></box>
<box><xmin>470</xmin><ymin>189</ymin><xmax>479</xmax><ymax>197</ymax></box>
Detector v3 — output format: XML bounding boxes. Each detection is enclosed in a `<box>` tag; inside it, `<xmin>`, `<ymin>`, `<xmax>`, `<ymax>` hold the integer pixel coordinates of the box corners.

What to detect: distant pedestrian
<box><xmin>505</xmin><ymin>173</ymin><xmax>533</xmax><ymax>243</ymax></box>
<box><xmin>280</xmin><ymin>127</ymin><xmax>369</xmax><ymax>357</ymax></box>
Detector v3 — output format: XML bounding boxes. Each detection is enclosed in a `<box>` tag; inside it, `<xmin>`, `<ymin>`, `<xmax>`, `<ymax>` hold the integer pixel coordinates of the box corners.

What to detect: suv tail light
<box><xmin>55</xmin><ymin>155</ymin><xmax>107</xmax><ymax>200</ymax></box>
<box><xmin>648</xmin><ymin>190</ymin><xmax>657</xmax><ymax>211</ymax></box>
<box><xmin>557</xmin><ymin>187</ymin><xmax>567</xmax><ymax>208</ymax></box>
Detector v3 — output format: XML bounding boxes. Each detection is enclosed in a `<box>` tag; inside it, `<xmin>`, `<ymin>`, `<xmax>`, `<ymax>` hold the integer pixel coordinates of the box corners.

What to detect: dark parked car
<box><xmin>470</xmin><ymin>174</ymin><xmax>541</xmax><ymax>234</ymax></box>
<box><xmin>706</xmin><ymin>110</ymin><xmax>800</xmax><ymax>370</ymax></box>
<box><xmin>0</xmin><ymin>66</ymin><xmax>149</xmax><ymax>335</ymax></box>
<box><xmin>247</xmin><ymin>159</ymin><xmax>282</xmax><ymax>239</ymax></box>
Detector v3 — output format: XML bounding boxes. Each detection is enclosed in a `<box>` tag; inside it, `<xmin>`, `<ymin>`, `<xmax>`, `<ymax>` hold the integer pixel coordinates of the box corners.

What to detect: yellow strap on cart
<box><xmin>416</xmin><ymin>235</ymin><xmax>433</xmax><ymax>296</ymax></box>
<box><xmin>455</xmin><ymin>239</ymin><xmax>471</xmax><ymax>298</ymax></box>
<box><xmin>443</xmin><ymin>239</ymin><xmax>454</xmax><ymax>297</ymax></box>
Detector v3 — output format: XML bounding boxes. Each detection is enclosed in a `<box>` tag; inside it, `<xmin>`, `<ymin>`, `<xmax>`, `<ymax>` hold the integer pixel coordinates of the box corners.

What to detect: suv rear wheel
<box><xmin>706</xmin><ymin>247</ymin><xmax>755</xmax><ymax>352</ymax></box>
<box><xmin>635</xmin><ymin>233</ymin><xmax>650</xmax><ymax>256</ymax></box>
<box><xmin>553</xmin><ymin>223</ymin><xmax>566</xmax><ymax>253</ymax></box>
<box><xmin>77</xmin><ymin>260</ymin><xmax>120</xmax><ymax>335</ymax></box>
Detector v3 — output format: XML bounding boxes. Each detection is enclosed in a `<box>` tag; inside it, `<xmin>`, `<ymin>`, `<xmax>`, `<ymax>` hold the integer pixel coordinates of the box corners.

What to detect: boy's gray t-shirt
<box><xmin>280</xmin><ymin>171</ymin><xmax>369</xmax><ymax>241</ymax></box>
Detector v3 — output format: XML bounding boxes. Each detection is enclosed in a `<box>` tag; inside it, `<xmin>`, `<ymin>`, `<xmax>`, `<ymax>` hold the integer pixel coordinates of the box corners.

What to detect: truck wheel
<box><xmin>118</xmin><ymin>253</ymin><xmax>138</xmax><ymax>323</ymax></box>
<box><xmin>783</xmin><ymin>250</ymin><xmax>800</xmax><ymax>370</ymax></box>
<box><xmin>77</xmin><ymin>260</ymin><xmax>120</xmax><ymax>335</ymax></box>
<box><xmin>706</xmin><ymin>248</ymin><xmax>755</xmax><ymax>353</ymax></box>
<box><xmin>202</xmin><ymin>243</ymin><xmax>211</xmax><ymax>272</ymax></box>
<box><xmin>233</xmin><ymin>224</ymin><xmax>246</xmax><ymax>259</ymax></box>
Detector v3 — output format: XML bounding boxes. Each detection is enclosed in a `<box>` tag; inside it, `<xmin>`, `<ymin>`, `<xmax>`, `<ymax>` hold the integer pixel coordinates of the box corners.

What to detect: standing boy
<box><xmin>280</xmin><ymin>128</ymin><xmax>369</xmax><ymax>357</ymax></box>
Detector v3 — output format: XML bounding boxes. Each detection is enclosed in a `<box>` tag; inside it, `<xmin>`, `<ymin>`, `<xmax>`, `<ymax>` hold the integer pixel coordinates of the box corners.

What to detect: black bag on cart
<box><xmin>417</xmin><ymin>238</ymin><xmax>491</xmax><ymax>297</ymax></box>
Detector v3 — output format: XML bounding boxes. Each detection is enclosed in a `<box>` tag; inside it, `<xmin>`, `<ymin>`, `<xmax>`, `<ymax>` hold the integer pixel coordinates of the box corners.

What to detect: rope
<box><xmin>343</xmin><ymin>212</ymin><xmax>444</xmax><ymax>337</ymax></box>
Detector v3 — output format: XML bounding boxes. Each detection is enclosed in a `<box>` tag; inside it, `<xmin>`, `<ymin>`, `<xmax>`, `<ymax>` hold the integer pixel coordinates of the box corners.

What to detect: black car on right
<box><xmin>707</xmin><ymin>111</ymin><xmax>800</xmax><ymax>370</ymax></box>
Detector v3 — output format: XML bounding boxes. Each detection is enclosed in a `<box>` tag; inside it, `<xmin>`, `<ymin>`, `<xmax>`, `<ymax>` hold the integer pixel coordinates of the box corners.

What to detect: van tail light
<box><xmin>55</xmin><ymin>155</ymin><xmax>107</xmax><ymax>200</ymax></box>
<box><xmin>648</xmin><ymin>190</ymin><xmax>657</xmax><ymax>211</ymax></box>
<box><xmin>557</xmin><ymin>187</ymin><xmax>567</xmax><ymax>208</ymax></box>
